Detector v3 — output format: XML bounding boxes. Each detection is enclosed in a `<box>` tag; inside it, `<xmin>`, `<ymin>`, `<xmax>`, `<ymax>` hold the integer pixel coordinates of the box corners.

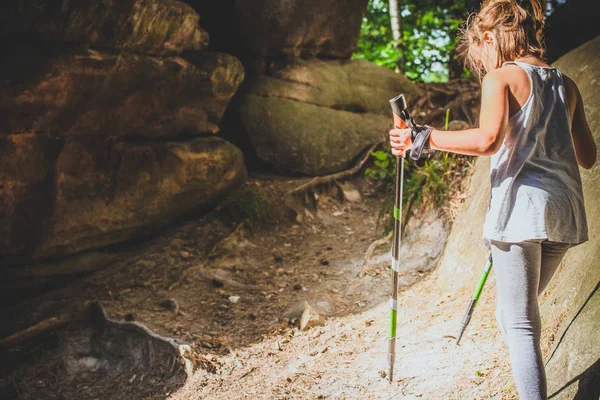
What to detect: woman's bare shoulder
<box><xmin>492</xmin><ymin>63</ymin><xmax>529</xmax><ymax>87</ymax></box>
<box><xmin>561</xmin><ymin>73</ymin><xmax>578</xmax><ymax>94</ymax></box>
<box><xmin>560</xmin><ymin>73</ymin><xmax>581</xmax><ymax>114</ymax></box>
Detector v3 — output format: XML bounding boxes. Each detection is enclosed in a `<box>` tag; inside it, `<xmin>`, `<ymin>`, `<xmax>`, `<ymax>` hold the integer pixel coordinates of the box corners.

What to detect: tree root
<box><xmin>168</xmin><ymin>261</ymin><xmax>208</xmax><ymax>291</ymax></box>
<box><xmin>0</xmin><ymin>314</ymin><xmax>72</xmax><ymax>350</ymax></box>
<box><xmin>359</xmin><ymin>231</ymin><xmax>393</xmax><ymax>277</ymax></box>
<box><xmin>287</xmin><ymin>140</ymin><xmax>383</xmax><ymax>195</ymax></box>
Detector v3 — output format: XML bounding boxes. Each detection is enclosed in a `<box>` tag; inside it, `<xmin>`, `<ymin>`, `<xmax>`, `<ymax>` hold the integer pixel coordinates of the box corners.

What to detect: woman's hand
<box><xmin>389</xmin><ymin>128</ymin><xmax>413</xmax><ymax>157</ymax></box>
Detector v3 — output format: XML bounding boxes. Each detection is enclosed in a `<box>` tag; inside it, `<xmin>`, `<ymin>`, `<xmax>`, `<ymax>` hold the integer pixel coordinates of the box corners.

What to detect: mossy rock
<box><xmin>233</xmin><ymin>59</ymin><xmax>419</xmax><ymax>175</ymax></box>
<box><xmin>240</xmin><ymin>59</ymin><xmax>420</xmax><ymax>116</ymax></box>
<box><xmin>238</xmin><ymin>94</ymin><xmax>391</xmax><ymax>176</ymax></box>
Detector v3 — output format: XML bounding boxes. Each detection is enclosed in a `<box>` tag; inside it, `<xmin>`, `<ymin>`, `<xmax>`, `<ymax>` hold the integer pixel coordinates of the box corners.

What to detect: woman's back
<box><xmin>483</xmin><ymin>61</ymin><xmax>588</xmax><ymax>245</ymax></box>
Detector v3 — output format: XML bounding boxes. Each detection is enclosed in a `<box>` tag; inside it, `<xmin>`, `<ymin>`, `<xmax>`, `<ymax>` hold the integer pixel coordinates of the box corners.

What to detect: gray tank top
<box><xmin>482</xmin><ymin>61</ymin><xmax>588</xmax><ymax>246</ymax></box>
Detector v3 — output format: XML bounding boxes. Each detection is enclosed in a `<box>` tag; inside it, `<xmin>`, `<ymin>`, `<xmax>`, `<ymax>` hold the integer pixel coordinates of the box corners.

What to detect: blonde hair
<box><xmin>457</xmin><ymin>0</ymin><xmax>546</xmax><ymax>80</ymax></box>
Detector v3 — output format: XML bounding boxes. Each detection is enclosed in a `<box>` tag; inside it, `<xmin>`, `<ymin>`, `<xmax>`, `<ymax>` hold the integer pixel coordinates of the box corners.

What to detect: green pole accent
<box><xmin>456</xmin><ymin>254</ymin><xmax>493</xmax><ymax>345</ymax></box>
<box><xmin>393</xmin><ymin>206</ymin><xmax>401</xmax><ymax>221</ymax></box>
<box><xmin>471</xmin><ymin>257</ymin><xmax>493</xmax><ymax>307</ymax></box>
<box><xmin>389</xmin><ymin>304</ymin><xmax>397</xmax><ymax>338</ymax></box>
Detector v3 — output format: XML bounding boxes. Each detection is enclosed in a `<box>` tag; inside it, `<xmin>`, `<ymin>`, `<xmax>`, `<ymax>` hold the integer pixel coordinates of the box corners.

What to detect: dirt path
<box><xmin>0</xmin><ymin>175</ymin><xmax>516</xmax><ymax>399</ymax></box>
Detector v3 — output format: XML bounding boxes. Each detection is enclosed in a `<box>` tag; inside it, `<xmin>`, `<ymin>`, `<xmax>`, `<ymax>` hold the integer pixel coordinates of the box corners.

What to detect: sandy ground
<box><xmin>170</xmin><ymin>263</ymin><xmax>517</xmax><ymax>400</ymax></box>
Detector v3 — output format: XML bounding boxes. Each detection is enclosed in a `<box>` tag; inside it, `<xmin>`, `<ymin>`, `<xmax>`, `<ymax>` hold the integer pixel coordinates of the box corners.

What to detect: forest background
<box><xmin>355</xmin><ymin>0</ymin><xmax>567</xmax><ymax>82</ymax></box>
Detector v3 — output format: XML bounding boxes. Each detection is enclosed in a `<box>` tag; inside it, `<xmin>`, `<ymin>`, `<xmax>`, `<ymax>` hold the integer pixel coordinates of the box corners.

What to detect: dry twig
<box><xmin>359</xmin><ymin>231</ymin><xmax>393</xmax><ymax>277</ymax></box>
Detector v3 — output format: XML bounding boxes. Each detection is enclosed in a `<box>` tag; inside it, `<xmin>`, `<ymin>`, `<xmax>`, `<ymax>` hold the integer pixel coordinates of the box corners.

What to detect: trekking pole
<box><xmin>387</xmin><ymin>94</ymin><xmax>410</xmax><ymax>383</ymax></box>
<box><xmin>456</xmin><ymin>253</ymin><xmax>493</xmax><ymax>345</ymax></box>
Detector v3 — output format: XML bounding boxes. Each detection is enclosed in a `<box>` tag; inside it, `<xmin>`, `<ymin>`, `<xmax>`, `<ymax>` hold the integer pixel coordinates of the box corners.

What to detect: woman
<box><xmin>389</xmin><ymin>1</ymin><xmax>596</xmax><ymax>398</ymax></box>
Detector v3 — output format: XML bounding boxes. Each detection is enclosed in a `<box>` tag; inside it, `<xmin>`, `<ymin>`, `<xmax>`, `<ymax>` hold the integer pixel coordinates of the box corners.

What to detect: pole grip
<box><xmin>390</xmin><ymin>94</ymin><xmax>409</xmax><ymax>130</ymax></box>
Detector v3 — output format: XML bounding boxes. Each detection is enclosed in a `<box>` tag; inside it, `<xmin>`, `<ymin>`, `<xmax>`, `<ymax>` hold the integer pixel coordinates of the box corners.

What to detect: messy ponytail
<box><xmin>457</xmin><ymin>0</ymin><xmax>546</xmax><ymax>80</ymax></box>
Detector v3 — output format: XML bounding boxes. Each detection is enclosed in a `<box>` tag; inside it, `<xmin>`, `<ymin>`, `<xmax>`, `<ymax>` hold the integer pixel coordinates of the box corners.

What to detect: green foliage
<box><xmin>354</xmin><ymin>0</ymin><xmax>565</xmax><ymax>81</ymax></box>
<box><xmin>404</xmin><ymin>153</ymin><xmax>458</xmax><ymax>209</ymax></box>
<box><xmin>365</xmin><ymin>150</ymin><xmax>469</xmax><ymax>232</ymax></box>
<box><xmin>217</xmin><ymin>184</ymin><xmax>281</xmax><ymax>229</ymax></box>
<box><xmin>354</xmin><ymin>0</ymin><xmax>470</xmax><ymax>82</ymax></box>
<box><xmin>365</xmin><ymin>150</ymin><xmax>395</xmax><ymax>180</ymax></box>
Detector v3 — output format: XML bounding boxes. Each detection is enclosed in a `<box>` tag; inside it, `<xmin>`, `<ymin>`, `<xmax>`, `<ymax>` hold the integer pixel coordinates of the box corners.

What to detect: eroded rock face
<box><xmin>0</xmin><ymin>134</ymin><xmax>62</xmax><ymax>258</ymax></box>
<box><xmin>234</xmin><ymin>59</ymin><xmax>419</xmax><ymax>175</ymax></box>
<box><xmin>435</xmin><ymin>36</ymin><xmax>600</xmax><ymax>397</ymax></box>
<box><xmin>0</xmin><ymin>0</ymin><xmax>248</xmax><ymax>262</ymax></box>
<box><xmin>1</xmin><ymin>136</ymin><xmax>246</xmax><ymax>260</ymax></box>
<box><xmin>0</xmin><ymin>0</ymin><xmax>209</xmax><ymax>56</ymax></box>
<box><xmin>185</xmin><ymin>0</ymin><xmax>368</xmax><ymax>59</ymax></box>
<box><xmin>0</xmin><ymin>44</ymin><xmax>244</xmax><ymax>140</ymax></box>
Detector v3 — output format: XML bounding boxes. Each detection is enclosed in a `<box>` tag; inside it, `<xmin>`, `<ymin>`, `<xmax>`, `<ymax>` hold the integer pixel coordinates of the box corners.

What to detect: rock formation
<box><xmin>0</xmin><ymin>0</ymin><xmax>209</xmax><ymax>56</ymax></box>
<box><xmin>186</xmin><ymin>0</ymin><xmax>419</xmax><ymax>175</ymax></box>
<box><xmin>185</xmin><ymin>0</ymin><xmax>368</xmax><ymax>59</ymax></box>
<box><xmin>0</xmin><ymin>0</ymin><xmax>246</xmax><ymax>262</ymax></box>
<box><xmin>236</xmin><ymin>59</ymin><xmax>419</xmax><ymax>175</ymax></box>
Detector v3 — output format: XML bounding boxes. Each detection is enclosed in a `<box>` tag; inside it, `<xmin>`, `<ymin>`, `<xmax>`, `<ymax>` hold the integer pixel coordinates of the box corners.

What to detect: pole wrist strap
<box><xmin>410</xmin><ymin>125</ymin><xmax>434</xmax><ymax>161</ymax></box>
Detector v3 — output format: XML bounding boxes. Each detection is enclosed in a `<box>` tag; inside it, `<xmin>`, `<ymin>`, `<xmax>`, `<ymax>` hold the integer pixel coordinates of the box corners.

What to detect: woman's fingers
<box><xmin>389</xmin><ymin>128</ymin><xmax>411</xmax><ymax>141</ymax></box>
<box><xmin>389</xmin><ymin>128</ymin><xmax>411</xmax><ymax>155</ymax></box>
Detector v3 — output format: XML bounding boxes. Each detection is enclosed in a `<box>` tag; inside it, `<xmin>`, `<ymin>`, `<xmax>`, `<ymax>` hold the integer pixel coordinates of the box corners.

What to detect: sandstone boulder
<box><xmin>1</xmin><ymin>136</ymin><xmax>246</xmax><ymax>260</ymax></box>
<box><xmin>0</xmin><ymin>1</ymin><xmax>248</xmax><ymax>264</ymax></box>
<box><xmin>0</xmin><ymin>134</ymin><xmax>62</xmax><ymax>258</ymax></box>
<box><xmin>0</xmin><ymin>0</ymin><xmax>208</xmax><ymax>56</ymax></box>
<box><xmin>0</xmin><ymin>44</ymin><xmax>244</xmax><ymax>139</ymax></box>
<box><xmin>234</xmin><ymin>59</ymin><xmax>419</xmax><ymax>175</ymax></box>
<box><xmin>237</xmin><ymin>0</ymin><xmax>368</xmax><ymax>59</ymax></box>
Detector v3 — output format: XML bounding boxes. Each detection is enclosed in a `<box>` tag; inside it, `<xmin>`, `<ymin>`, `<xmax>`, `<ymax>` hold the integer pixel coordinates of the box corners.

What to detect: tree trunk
<box><xmin>448</xmin><ymin>53</ymin><xmax>465</xmax><ymax>79</ymax></box>
<box><xmin>389</xmin><ymin>0</ymin><xmax>401</xmax><ymax>46</ymax></box>
<box><xmin>389</xmin><ymin>0</ymin><xmax>405</xmax><ymax>72</ymax></box>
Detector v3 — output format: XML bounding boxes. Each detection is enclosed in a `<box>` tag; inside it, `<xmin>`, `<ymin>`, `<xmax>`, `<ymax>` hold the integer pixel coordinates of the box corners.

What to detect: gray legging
<box><xmin>490</xmin><ymin>239</ymin><xmax>571</xmax><ymax>400</ymax></box>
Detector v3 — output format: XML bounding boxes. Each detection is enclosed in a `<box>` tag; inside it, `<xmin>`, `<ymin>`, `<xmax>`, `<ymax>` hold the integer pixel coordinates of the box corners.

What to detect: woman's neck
<box><xmin>512</xmin><ymin>55</ymin><xmax>551</xmax><ymax>68</ymax></box>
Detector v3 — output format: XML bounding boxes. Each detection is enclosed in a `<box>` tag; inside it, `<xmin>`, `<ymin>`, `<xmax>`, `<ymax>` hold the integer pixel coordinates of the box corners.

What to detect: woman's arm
<box><xmin>564</xmin><ymin>75</ymin><xmax>596</xmax><ymax>169</ymax></box>
<box><xmin>390</xmin><ymin>68</ymin><xmax>509</xmax><ymax>157</ymax></box>
<box><xmin>429</xmin><ymin>68</ymin><xmax>508</xmax><ymax>156</ymax></box>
